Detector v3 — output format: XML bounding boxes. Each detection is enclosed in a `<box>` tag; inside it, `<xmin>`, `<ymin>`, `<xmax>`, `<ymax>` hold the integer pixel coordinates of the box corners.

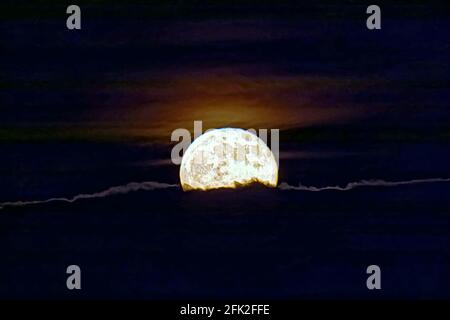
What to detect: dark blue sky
<box><xmin>2</xmin><ymin>1</ymin><xmax>449</xmax><ymax>142</ymax></box>
<box><xmin>1</xmin><ymin>1</ymin><xmax>450</xmax><ymax>299</ymax></box>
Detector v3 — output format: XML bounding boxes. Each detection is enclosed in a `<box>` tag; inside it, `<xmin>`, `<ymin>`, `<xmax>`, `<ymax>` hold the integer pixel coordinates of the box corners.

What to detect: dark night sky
<box><xmin>1</xmin><ymin>1</ymin><xmax>450</xmax><ymax>300</ymax></box>
<box><xmin>2</xmin><ymin>1</ymin><xmax>449</xmax><ymax>142</ymax></box>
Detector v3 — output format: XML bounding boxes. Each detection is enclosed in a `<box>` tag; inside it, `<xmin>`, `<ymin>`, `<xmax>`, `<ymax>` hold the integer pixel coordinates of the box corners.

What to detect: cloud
<box><xmin>3</xmin><ymin>177</ymin><xmax>449</xmax><ymax>210</ymax></box>
<box><xmin>0</xmin><ymin>181</ymin><xmax>179</xmax><ymax>210</ymax></box>
<box><xmin>279</xmin><ymin>178</ymin><xmax>450</xmax><ymax>191</ymax></box>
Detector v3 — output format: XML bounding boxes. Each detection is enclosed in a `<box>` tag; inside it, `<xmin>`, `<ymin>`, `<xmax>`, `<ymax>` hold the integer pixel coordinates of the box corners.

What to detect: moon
<box><xmin>180</xmin><ymin>128</ymin><xmax>278</xmax><ymax>191</ymax></box>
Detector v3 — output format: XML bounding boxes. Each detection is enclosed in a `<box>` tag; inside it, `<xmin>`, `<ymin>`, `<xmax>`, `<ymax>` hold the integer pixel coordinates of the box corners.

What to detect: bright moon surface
<box><xmin>180</xmin><ymin>128</ymin><xmax>278</xmax><ymax>191</ymax></box>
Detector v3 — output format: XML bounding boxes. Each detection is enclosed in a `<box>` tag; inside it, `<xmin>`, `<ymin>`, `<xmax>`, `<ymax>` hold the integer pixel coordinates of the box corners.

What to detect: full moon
<box><xmin>180</xmin><ymin>128</ymin><xmax>278</xmax><ymax>191</ymax></box>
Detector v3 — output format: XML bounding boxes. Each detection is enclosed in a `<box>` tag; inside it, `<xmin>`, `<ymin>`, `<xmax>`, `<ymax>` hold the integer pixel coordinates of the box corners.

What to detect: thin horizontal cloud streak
<box><xmin>279</xmin><ymin>178</ymin><xmax>450</xmax><ymax>191</ymax></box>
<box><xmin>0</xmin><ymin>181</ymin><xmax>179</xmax><ymax>210</ymax></box>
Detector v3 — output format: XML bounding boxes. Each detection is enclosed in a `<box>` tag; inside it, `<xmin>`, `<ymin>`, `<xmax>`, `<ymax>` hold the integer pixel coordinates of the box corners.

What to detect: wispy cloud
<box><xmin>279</xmin><ymin>178</ymin><xmax>450</xmax><ymax>191</ymax></box>
<box><xmin>2</xmin><ymin>177</ymin><xmax>449</xmax><ymax>210</ymax></box>
<box><xmin>0</xmin><ymin>181</ymin><xmax>179</xmax><ymax>210</ymax></box>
